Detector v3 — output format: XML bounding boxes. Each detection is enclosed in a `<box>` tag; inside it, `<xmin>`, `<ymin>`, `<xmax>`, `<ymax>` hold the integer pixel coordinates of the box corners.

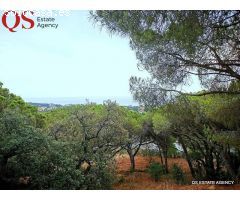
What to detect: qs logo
<box><xmin>1</xmin><ymin>11</ymin><xmax>35</xmax><ymax>32</ymax></box>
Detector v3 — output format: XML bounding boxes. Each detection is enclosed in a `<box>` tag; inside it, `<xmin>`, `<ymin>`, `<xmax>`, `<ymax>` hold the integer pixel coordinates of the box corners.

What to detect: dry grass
<box><xmin>113</xmin><ymin>154</ymin><xmax>240</xmax><ymax>190</ymax></box>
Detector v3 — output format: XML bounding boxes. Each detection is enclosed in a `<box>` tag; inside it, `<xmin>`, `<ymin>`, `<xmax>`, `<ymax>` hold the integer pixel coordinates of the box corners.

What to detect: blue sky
<box><xmin>0</xmin><ymin>10</ymin><xmax>200</xmax><ymax>105</ymax></box>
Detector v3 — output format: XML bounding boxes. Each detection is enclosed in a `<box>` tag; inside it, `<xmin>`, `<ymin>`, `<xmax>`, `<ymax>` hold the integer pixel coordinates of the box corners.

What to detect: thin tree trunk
<box><xmin>127</xmin><ymin>149</ymin><xmax>136</xmax><ymax>172</ymax></box>
<box><xmin>159</xmin><ymin>151</ymin><xmax>164</xmax><ymax>165</ymax></box>
<box><xmin>129</xmin><ymin>154</ymin><xmax>135</xmax><ymax>172</ymax></box>
<box><xmin>222</xmin><ymin>146</ymin><xmax>238</xmax><ymax>180</ymax></box>
<box><xmin>0</xmin><ymin>156</ymin><xmax>8</xmax><ymax>176</ymax></box>
<box><xmin>163</xmin><ymin>148</ymin><xmax>169</xmax><ymax>173</ymax></box>
<box><xmin>157</xmin><ymin>145</ymin><xmax>164</xmax><ymax>165</ymax></box>
<box><xmin>179</xmin><ymin>136</ymin><xmax>196</xmax><ymax>178</ymax></box>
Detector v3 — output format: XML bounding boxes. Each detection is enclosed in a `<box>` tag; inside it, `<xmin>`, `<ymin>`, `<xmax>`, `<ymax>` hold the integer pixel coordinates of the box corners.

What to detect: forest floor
<box><xmin>113</xmin><ymin>154</ymin><xmax>240</xmax><ymax>190</ymax></box>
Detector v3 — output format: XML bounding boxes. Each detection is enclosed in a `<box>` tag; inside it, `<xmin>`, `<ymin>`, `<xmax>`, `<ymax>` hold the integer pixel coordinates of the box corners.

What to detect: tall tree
<box><xmin>91</xmin><ymin>11</ymin><xmax>240</xmax><ymax>105</ymax></box>
<box><xmin>121</xmin><ymin>110</ymin><xmax>147</xmax><ymax>172</ymax></box>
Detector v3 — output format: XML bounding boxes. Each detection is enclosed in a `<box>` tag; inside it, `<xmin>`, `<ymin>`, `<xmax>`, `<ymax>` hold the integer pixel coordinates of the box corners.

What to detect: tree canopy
<box><xmin>91</xmin><ymin>11</ymin><xmax>240</xmax><ymax>106</ymax></box>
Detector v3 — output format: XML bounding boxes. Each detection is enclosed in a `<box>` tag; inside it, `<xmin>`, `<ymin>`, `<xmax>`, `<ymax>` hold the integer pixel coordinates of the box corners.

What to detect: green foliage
<box><xmin>1</xmin><ymin>81</ymin><xmax>240</xmax><ymax>188</ymax></box>
<box><xmin>152</xmin><ymin>109</ymin><xmax>171</xmax><ymax>133</ymax></box>
<box><xmin>43</xmin><ymin>105</ymin><xmax>82</xmax><ymax>129</ymax></box>
<box><xmin>8</xmin><ymin>141</ymin><xmax>85</xmax><ymax>189</ymax></box>
<box><xmin>147</xmin><ymin>162</ymin><xmax>165</xmax><ymax>181</ymax></box>
<box><xmin>0</xmin><ymin>109</ymin><xmax>45</xmax><ymax>159</ymax></box>
<box><xmin>0</xmin><ymin>83</ymin><xmax>118</xmax><ymax>189</ymax></box>
<box><xmin>123</xmin><ymin>108</ymin><xmax>144</xmax><ymax>133</ymax></box>
<box><xmin>189</xmin><ymin>94</ymin><xmax>240</xmax><ymax>130</ymax></box>
<box><xmin>171</xmin><ymin>164</ymin><xmax>186</xmax><ymax>185</ymax></box>
<box><xmin>91</xmin><ymin>11</ymin><xmax>240</xmax><ymax>107</ymax></box>
<box><xmin>0</xmin><ymin>109</ymin><xmax>115</xmax><ymax>189</ymax></box>
<box><xmin>167</xmin><ymin>141</ymin><xmax>180</xmax><ymax>158</ymax></box>
<box><xmin>189</xmin><ymin>94</ymin><xmax>240</xmax><ymax>147</ymax></box>
<box><xmin>92</xmin><ymin>11</ymin><xmax>240</xmax><ymax>183</ymax></box>
<box><xmin>165</xmin><ymin>12</ymin><xmax>204</xmax><ymax>54</ymax></box>
<box><xmin>0</xmin><ymin>108</ymin><xmax>85</xmax><ymax>189</ymax></box>
<box><xmin>0</xmin><ymin>82</ymin><xmax>45</xmax><ymax>128</ymax></box>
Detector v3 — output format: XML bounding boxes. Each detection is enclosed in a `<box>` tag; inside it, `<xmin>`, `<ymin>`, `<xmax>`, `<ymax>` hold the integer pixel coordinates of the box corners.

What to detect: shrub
<box><xmin>171</xmin><ymin>164</ymin><xmax>186</xmax><ymax>184</ymax></box>
<box><xmin>148</xmin><ymin>162</ymin><xmax>165</xmax><ymax>181</ymax></box>
<box><xmin>117</xmin><ymin>176</ymin><xmax>125</xmax><ymax>184</ymax></box>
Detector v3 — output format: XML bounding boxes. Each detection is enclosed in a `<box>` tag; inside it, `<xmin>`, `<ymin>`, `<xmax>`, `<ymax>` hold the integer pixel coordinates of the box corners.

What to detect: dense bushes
<box><xmin>147</xmin><ymin>162</ymin><xmax>186</xmax><ymax>184</ymax></box>
<box><xmin>0</xmin><ymin>110</ymin><xmax>82</xmax><ymax>189</ymax></box>
<box><xmin>1</xmin><ymin>81</ymin><xmax>240</xmax><ymax>188</ymax></box>
<box><xmin>0</xmin><ymin>83</ymin><xmax>124</xmax><ymax>189</ymax></box>
<box><xmin>0</xmin><ymin>109</ymin><xmax>115</xmax><ymax>189</ymax></box>
<box><xmin>147</xmin><ymin>162</ymin><xmax>165</xmax><ymax>181</ymax></box>
<box><xmin>171</xmin><ymin>164</ymin><xmax>186</xmax><ymax>185</ymax></box>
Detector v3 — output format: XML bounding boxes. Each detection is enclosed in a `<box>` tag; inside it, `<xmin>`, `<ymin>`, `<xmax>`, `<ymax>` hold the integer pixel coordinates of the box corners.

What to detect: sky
<box><xmin>0</xmin><ymin>10</ymin><xmax>201</xmax><ymax>105</ymax></box>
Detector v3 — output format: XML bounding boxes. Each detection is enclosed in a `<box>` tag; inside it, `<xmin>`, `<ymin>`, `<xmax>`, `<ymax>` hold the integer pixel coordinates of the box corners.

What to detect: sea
<box><xmin>24</xmin><ymin>97</ymin><xmax>139</xmax><ymax>106</ymax></box>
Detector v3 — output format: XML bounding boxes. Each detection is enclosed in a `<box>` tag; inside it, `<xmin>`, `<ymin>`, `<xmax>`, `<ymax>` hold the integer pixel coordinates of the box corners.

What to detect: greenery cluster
<box><xmin>0</xmin><ymin>83</ymin><xmax>118</xmax><ymax>189</ymax></box>
<box><xmin>171</xmin><ymin>164</ymin><xmax>186</xmax><ymax>185</ymax></box>
<box><xmin>147</xmin><ymin>162</ymin><xmax>166</xmax><ymax>181</ymax></box>
<box><xmin>91</xmin><ymin>10</ymin><xmax>240</xmax><ymax>183</ymax></box>
<box><xmin>1</xmin><ymin>11</ymin><xmax>240</xmax><ymax>189</ymax></box>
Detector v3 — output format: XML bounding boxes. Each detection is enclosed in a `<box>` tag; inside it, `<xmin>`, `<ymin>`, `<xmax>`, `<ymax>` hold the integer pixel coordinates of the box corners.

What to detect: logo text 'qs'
<box><xmin>1</xmin><ymin>11</ymin><xmax>34</xmax><ymax>32</ymax></box>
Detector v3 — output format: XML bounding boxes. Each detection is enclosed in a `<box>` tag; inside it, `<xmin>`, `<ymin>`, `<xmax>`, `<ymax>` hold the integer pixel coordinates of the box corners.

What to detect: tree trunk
<box><xmin>204</xmin><ymin>146</ymin><xmax>216</xmax><ymax>180</ymax></box>
<box><xmin>163</xmin><ymin>148</ymin><xmax>169</xmax><ymax>173</ymax></box>
<box><xmin>0</xmin><ymin>156</ymin><xmax>8</xmax><ymax>176</ymax></box>
<box><xmin>179</xmin><ymin>136</ymin><xmax>196</xmax><ymax>178</ymax></box>
<box><xmin>128</xmin><ymin>152</ymin><xmax>135</xmax><ymax>172</ymax></box>
<box><xmin>160</xmin><ymin>153</ymin><xmax>163</xmax><ymax>165</ymax></box>
<box><xmin>222</xmin><ymin>147</ymin><xmax>238</xmax><ymax>181</ymax></box>
<box><xmin>157</xmin><ymin>145</ymin><xmax>164</xmax><ymax>165</ymax></box>
<box><xmin>215</xmin><ymin>152</ymin><xmax>221</xmax><ymax>175</ymax></box>
<box><xmin>130</xmin><ymin>155</ymin><xmax>135</xmax><ymax>172</ymax></box>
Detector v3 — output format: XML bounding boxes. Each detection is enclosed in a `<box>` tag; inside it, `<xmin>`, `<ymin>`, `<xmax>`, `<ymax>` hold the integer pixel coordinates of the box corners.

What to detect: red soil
<box><xmin>113</xmin><ymin>154</ymin><xmax>240</xmax><ymax>190</ymax></box>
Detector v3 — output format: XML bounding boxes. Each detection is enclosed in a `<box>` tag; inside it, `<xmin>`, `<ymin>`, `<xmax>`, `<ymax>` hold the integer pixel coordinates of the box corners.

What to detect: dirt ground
<box><xmin>113</xmin><ymin>154</ymin><xmax>240</xmax><ymax>190</ymax></box>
